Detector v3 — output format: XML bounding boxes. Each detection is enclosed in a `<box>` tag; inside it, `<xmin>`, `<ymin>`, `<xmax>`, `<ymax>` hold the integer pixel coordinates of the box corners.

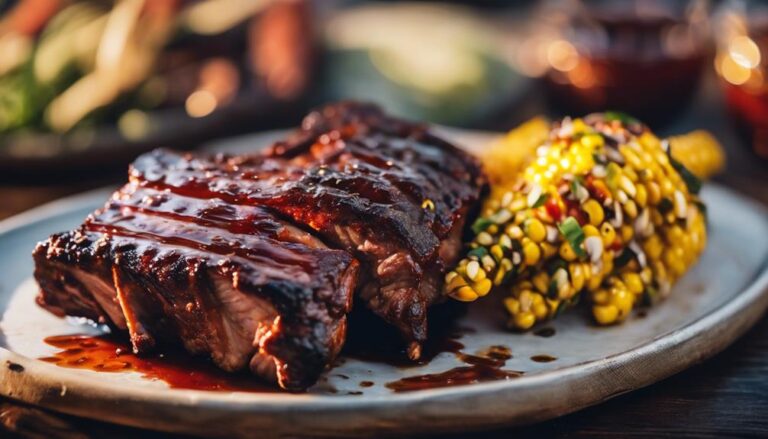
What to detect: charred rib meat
<box><xmin>33</xmin><ymin>102</ymin><xmax>485</xmax><ymax>390</ymax></box>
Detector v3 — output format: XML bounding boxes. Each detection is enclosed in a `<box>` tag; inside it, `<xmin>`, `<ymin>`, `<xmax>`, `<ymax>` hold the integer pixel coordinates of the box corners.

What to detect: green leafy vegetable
<box><xmin>547</xmin><ymin>279</ymin><xmax>559</xmax><ymax>300</ymax></box>
<box><xmin>471</xmin><ymin>218</ymin><xmax>492</xmax><ymax>235</ymax></box>
<box><xmin>531</xmin><ymin>193</ymin><xmax>550</xmax><ymax>208</ymax></box>
<box><xmin>668</xmin><ymin>152</ymin><xmax>702</xmax><ymax>195</ymax></box>
<box><xmin>604</xmin><ymin>111</ymin><xmax>639</xmax><ymax>125</ymax></box>
<box><xmin>558</xmin><ymin>217</ymin><xmax>587</xmax><ymax>259</ymax></box>
<box><xmin>467</xmin><ymin>247</ymin><xmax>488</xmax><ymax>259</ymax></box>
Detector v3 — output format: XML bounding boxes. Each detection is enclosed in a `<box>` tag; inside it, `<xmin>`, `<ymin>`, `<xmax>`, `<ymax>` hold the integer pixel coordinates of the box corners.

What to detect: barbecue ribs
<box><xmin>33</xmin><ymin>102</ymin><xmax>485</xmax><ymax>390</ymax></box>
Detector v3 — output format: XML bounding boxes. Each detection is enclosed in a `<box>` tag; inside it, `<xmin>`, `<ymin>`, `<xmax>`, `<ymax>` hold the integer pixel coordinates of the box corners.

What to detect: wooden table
<box><xmin>1</xmin><ymin>75</ymin><xmax>767</xmax><ymax>438</ymax></box>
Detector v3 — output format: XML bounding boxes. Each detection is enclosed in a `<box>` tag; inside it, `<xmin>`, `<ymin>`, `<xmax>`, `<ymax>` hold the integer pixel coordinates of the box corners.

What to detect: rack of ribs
<box><xmin>33</xmin><ymin>102</ymin><xmax>485</xmax><ymax>390</ymax></box>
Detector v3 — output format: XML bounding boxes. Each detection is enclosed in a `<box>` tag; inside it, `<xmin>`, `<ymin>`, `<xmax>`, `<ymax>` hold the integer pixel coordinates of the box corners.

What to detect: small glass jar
<box><xmin>714</xmin><ymin>0</ymin><xmax>768</xmax><ymax>159</ymax></box>
<box><xmin>535</xmin><ymin>0</ymin><xmax>711</xmax><ymax>126</ymax></box>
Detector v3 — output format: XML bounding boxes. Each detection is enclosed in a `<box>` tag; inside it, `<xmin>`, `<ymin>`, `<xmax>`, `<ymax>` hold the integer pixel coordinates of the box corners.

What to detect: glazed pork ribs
<box><xmin>33</xmin><ymin>102</ymin><xmax>485</xmax><ymax>389</ymax></box>
<box><xmin>34</xmin><ymin>188</ymin><xmax>358</xmax><ymax>391</ymax></box>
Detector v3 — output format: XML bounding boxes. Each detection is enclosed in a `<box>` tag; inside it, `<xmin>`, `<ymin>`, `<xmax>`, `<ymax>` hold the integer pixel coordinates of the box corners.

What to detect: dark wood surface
<box><xmin>1</xmin><ymin>74</ymin><xmax>767</xmax><ymax>438</ymax></box>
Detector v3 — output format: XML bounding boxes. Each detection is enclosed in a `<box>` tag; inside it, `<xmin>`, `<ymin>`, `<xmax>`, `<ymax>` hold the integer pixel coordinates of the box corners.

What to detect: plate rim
<box><xmin>1</xmin><ymin>148</ymin><xmax>767</xmax><ymax>436</ymax></box>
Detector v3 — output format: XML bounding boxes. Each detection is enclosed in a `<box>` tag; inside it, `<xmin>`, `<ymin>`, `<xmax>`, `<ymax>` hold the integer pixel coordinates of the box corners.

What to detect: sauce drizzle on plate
<box><xmin>41</xmin><ymin>334</ymin><xmax>279</xmax><ymax>393</ymax></box>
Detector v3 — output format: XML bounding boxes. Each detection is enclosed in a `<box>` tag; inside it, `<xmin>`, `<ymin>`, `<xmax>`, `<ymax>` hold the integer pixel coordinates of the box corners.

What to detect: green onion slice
<box><xmin>558</xmin><ymin>217</ymin><xmax>587</xmax><ymax>259</ymax></box>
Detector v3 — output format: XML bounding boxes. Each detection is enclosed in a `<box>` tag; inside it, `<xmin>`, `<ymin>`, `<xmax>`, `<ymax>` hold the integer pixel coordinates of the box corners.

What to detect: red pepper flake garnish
<box><xmin>544</xmin><ymin>197</ymin><xmax>562</xmax><ymax>222</ymax></box>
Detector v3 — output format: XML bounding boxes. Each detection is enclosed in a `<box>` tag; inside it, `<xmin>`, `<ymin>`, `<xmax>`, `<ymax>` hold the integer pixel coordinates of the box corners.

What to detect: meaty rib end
<box><xmin>33</xmin><ymin>200</ymin><xmax>358</xmax><ymax>391</ymax></box>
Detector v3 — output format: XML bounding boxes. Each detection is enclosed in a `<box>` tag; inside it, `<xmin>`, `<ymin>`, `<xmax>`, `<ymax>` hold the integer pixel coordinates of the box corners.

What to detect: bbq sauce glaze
<box><xmin>41</xmin><ymin>306</ymin><xmax>527</xmax><ymax>393</ymax></box>
<box><xmin>41</xmin><ymin>334</ymin><xmax>279</xmax><ymax>393</ymax></box>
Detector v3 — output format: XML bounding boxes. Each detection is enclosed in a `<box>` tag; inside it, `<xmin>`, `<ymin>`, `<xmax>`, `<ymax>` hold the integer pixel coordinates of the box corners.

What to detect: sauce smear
<box><xmin>530</xmin><ymin>354</ymin><xmax>557</xmax><ymax>363</ymax></box>
<box><xmin>385</xmin><ymin>345</ymin><xmax>522</xmax><ymax>392</ymax></box>
<box><xmin>41</xmin><ymin>334</ymin><xmax>279</xmax><ymax>393</ymax></box>
<box><xmin>533</xmin><ymin>327</ymin><xmax>556</xmax><ymax>338</ymax></box>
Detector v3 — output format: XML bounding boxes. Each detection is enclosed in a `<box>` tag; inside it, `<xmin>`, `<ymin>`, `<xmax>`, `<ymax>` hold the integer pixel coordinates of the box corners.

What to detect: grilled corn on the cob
<box><xmin>446</xmin><ymin>113</ymin><xmax>712</xmax><ymax>329</ymax></box>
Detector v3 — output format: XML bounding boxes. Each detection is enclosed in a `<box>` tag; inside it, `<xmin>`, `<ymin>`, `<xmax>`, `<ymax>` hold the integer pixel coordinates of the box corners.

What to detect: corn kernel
<box><xmin>621</xmin><ymin>272</ymin><xmax>644</xmax><ymax>295</ymax></box>
<box><xmin>523</xmin><ymin>241</ymin><xmax>541</xmax><ymax>266</ymax></box>
<box><xmin>583</xmin><ymin>224</ymin><xmax>600</xmax><ymax>237</ymax></box>
<box><xmin>594</xmin><ymin>304</ymin><xmax>619</xmax><ymax>324</ymax></box>
<box><xmin>524</xmin><ymin>218</ymin><xmax>546</xmax><ymax>243</ymax></box>
<box><xmin>532</xmin><ymin>271</ymin><xmax>549</xmax><ymax>294</ymax></box>
<box><xmin>583</xmin><ymin>199</ymin><xmax>604</xmax><ymax>226</ymax></box>
<box><xmin>513</xmin><ymin>312</ymin><xmax>536</xmax><ymax>330</ymax></box>
<box><xmin>452</xmin><ymin>286</ymin><xmax>479</xmax><ymax>302</ymax></box>
<box><xmin>559</xmin><ymin>241</ymin><xmax>578</xmax><ymax>261</ymax></box>
<box><xmin>600</xmin><ymin>223</ymin><xmax>616</xmax><ymax>246</ymax></box>
<box><xmin>620</xmin><ymin>224</ymin><xmax>634</xmax><ymax>242</ymax></box>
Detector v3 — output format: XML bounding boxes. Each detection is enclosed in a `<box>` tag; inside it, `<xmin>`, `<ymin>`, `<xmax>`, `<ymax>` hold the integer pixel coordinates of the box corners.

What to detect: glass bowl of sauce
<box><xmin>539</xmin><ymin>0</ymin><xmax>711</xmax><ymax>125</ymax></box>
<box><xmin>715</xmin><ymin>1</ymin><xmax>768</xmax><ymax>159</ymax></box>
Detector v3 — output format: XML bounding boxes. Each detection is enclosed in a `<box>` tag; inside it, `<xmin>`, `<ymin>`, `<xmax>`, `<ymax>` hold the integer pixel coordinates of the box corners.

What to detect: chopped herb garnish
<box><xmin>669</xmin><ymin>153</ymin><xmax>702</xmax><ymax>195</ymax></box>
<box><xmin>604</xmin><ymin>111</ymin><xmax>639</xmax><ymax>125</ymax></box>
<box><xmin>531</xmin><ymin>193</ymin><xmax>550</xmax><ymax>208</ymax></box>
<box><xmin>471</xmin><ymin>218</ymin><xmax>492</xmax><ymax>235</ymax></box>
<box><xmin>658</xmin><ymin>197</ymin><xmax>674</xmax><ymax>215</ymax></box>
<box><xmin>558</xmin><ymin>217</ymin><xmax>587</xmax><ymax>259</ymax></box>
<box><xmin>467</xmin><ymin>247</ymin><xmax>489</xmax><ymax>259</ymax></box>
<box><xmin>570</xmin><ymin>175</ymin><xmax>585</xmax><ymax>197</ymax></box>
<box><xmin>694</xmin><ymin>200</ymin><xmax>708</xmax><ymax>223</ymax></box>
<box><xmin>547</xmin><ymin>279</ymin><xmax>559</xmax><ymax>300</ymax></box>
<box><xmin>592</xmin><ymin>152</ymin><xmax>607</xmax><ymax>165</ymax></box>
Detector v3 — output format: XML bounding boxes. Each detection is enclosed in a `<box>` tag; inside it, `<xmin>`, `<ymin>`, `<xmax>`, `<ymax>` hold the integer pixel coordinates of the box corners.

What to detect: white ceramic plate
<box><xmin>1</xmin><ymin>131</ymin><xmax>768</xmax><ymax>438</ymax></box>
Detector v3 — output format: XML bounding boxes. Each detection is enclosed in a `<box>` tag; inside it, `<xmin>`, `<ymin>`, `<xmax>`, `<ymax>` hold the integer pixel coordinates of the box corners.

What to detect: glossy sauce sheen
<box><xmin>385</xmin><ymin>344</ymin><xmax>523</xmax><ymax>393</ymax></box>
<box><xmin>530</xmin><ymin>355</ymin><xmax>558</xmax><ymax>363</ymax></box>
<box><xmin>41</xmin><ymin>335</ymin><xmax>279</xmax><ymax>393</ymax></box>
<box><xmin>42</xmin><ymin>325</ymin><xmax>525</xmax><ymax>394</ymax></box>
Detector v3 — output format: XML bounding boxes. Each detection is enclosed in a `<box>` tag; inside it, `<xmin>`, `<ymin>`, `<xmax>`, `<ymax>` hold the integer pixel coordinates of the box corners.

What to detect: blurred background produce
<box><xmin>0</xmin><ymin>0</ymin><xmax>316</xmax><ymax>176</ymax></box>
<box><xmin>0</xmin><ymin>0</ymin><xmax>766</xmax><ymax>214</ymax></box>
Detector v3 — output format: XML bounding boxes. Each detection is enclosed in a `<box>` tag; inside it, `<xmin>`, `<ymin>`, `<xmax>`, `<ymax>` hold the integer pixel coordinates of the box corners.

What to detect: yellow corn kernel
<box><xmin>518</xmin><ymin>290</ymin><xmax>534</xmax><ymax>309</ymax></box>
<box><xmin>569</xmin><ymin>263</ymin><xmax>586</xmax><ymax>292</ymax></box>
<box><xmin>635</xmin><ymin>184</ymin><xmax>648</xmax><ymax>207</ymax></box>
<box><xmin>593</xmin><ymin>304</ymin><xmax>619</xmax><ymax>325</ymax></box>
<box><xmin>624</xmin><ymin>200</ymin><xmax>638</xmax><ymax>219</ymax></box>
<box><xmin>587</xmin><ymin>271</ymin><xmax>604</xmax><ymax>290</ymax></box>
<box><xmin>540</xmin><ymin>242</ymin><xmax>558</xmax><ymax>259</ymax></box>
<box><xmin>452</xmin><ymin>286</ymin><xmax>479</xmax><ymax>302</ymax></box>
<box><xmin>523</xmin><ymin>241</ymin><xmax>541</xmax><ymax>266</ymax></box>
<box><xmin>559</xmin><ymin>241</ymin><xmax>579</xmax><ymax>261</ymax></box>
<box><xmin>620</xmin><ymin>224</ymin><xmax>634</xmax><ymax>242</ymax></box>
<box><xmin>600</xmin><ymin>223</ymin><xmax>617</xmax><ymax>246</ymax></box>
<box><xmin>643</xmin><ymin>235</ymin><xmax>663</xmax><ymax>261</ymax></box>
<box><xmin>660</xmin><ymin>178</ymin><xmax>675</xmax><ymax>197</ymax></box>
<box><xmin>503</xmin><ymin>297</ymin><xmax>520</xmax><ymax>314</ymax></box>
<box><xmin>532</xmin><ymin>271</ymin><xmax>549</xmax><ymax>294</ymax></box>
<box><xmin>583</xmin><ymin>224</ymin><xmax>600</xmax><ymax>237</ymax></box>
<box><xmin>490</xmin><ymin>244</ymin><xmax>504</xmax><ymax>262</ymax></box>
<box><xmin>647</xmin><ymin>182</ymin><xmax>662</xmax><ymax>205</ymax></box>
<box><xmin>524</xmin><ymin>218</ymin><xmax>546</xmax><ymax>243</ymax></box>
<box><xmin>621</xmin><ymin>272</ymin><xmax>644</xmax><ymax>295</ymax></box>
<box><xmin>583</xmin><ymin>199</ymin><xmax>604</xmax><ymax>226</ymax></box>
<box><xmin>512</xmin><ymin>312</ymin><xmax>536</xmax><ymax>330</ymax></box>
<box><xmin>581</xmin><ymin>132</ymin><xmax>604</xmax><ymax>148</ymax></box>
<box><xmin>665</xmin><ymin>246</ymin><xmax>686</xmax><ymax>277</ymax></box>
<box><xmin>668</xmin><ymin>130</ymin><xmax>725</xmax><ymax>179</ymax></box>
<box><xmin>474</xmin><ymin>279</ymin><xmax>493</xmax><ymax>297</ymax></box>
